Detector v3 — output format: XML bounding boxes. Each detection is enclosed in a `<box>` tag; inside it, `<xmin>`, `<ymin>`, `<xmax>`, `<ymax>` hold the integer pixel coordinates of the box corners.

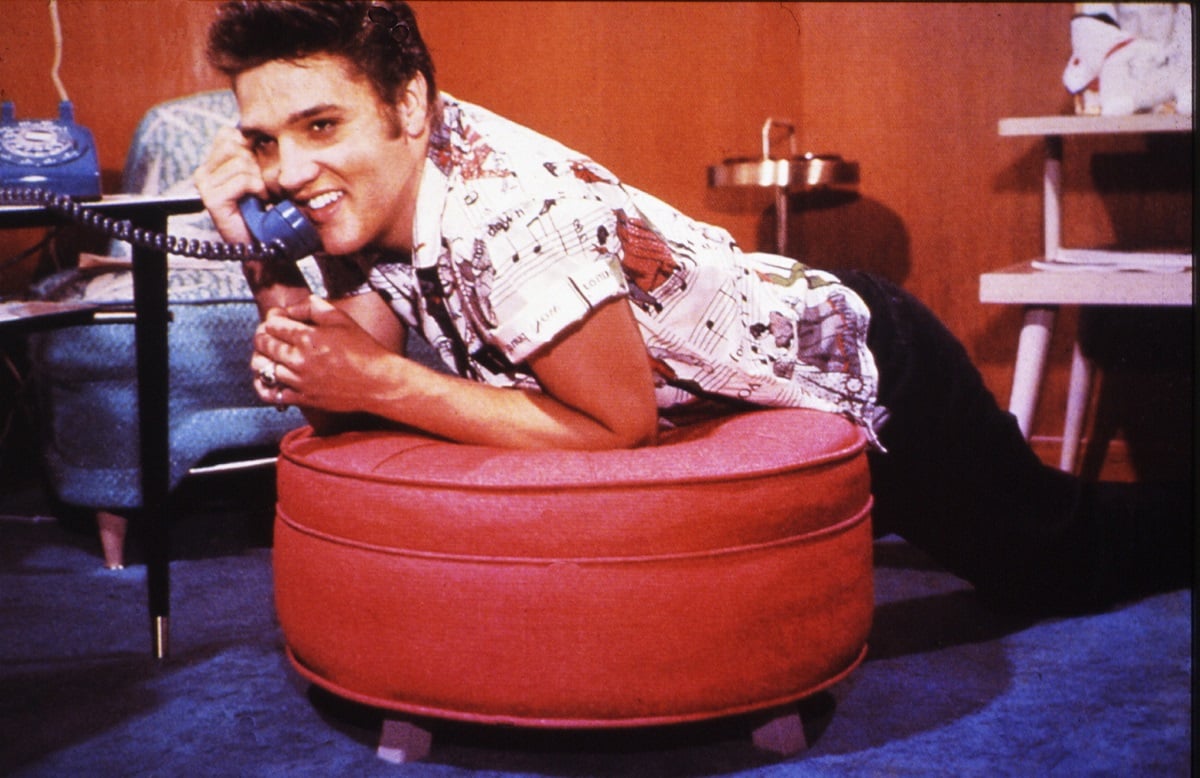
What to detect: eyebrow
<box><xmin>240</xmin><ymin>103</ymin><xmax>344</xmax><ymax>136</ymax></box>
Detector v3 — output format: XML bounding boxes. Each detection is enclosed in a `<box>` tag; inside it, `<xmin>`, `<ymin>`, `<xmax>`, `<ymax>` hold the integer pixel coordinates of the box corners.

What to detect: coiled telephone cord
<box><xmin>0</xmin><ymin>186</ymin><xmax>287</xmax><ymax>263</ymax></box>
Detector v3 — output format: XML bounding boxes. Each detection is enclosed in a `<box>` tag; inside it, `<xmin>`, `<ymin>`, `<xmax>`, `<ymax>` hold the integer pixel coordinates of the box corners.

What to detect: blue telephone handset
<box><xmin>237</xmin><ymin>196</ymin><xmax>321</xmax><ymax>260</ymax></box>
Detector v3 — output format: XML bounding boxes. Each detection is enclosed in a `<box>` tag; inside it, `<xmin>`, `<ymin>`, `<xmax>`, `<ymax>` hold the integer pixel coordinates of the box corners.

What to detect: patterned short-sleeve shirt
<box><xmin>317</xmin><ymin>95</ymin><xmax>883</xmax><ymax>440</ymax></box>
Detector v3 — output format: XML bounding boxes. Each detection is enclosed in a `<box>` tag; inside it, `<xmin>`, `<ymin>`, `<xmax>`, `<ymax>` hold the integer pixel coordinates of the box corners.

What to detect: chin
<box><xmin>318</xmin><ymin>232</ymin><xmax>367</xmax><ymax>257</ymax></box>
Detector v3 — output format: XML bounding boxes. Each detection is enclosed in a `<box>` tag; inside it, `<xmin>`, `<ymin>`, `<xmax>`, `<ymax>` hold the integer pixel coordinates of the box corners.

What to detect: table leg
<box><xmin>1008</xmin><ymin>306</ymin><xmax>1056</xmax><ymax>439</ymax></box>
<box><xmin>1043</xmin><ymin>135</ymin><xmax>1063</xmax><ymax>262</ymax></box>
<box><xmin>129</xmin><ymin>215</ymin><xmax>172</xmax><ymax>659</ymax></box>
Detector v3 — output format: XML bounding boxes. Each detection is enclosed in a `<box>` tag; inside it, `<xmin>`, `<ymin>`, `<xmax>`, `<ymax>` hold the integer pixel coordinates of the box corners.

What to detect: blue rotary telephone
<box><xmin>0</xmin><ymin>101</ymin><xmax>100</xmax><ymax>199</ymax></box>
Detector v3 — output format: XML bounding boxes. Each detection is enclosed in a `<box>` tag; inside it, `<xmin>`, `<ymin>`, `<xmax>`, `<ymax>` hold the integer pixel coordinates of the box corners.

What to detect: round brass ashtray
<box><xmin>708</xmin><ymin>118</ymin><xmax>859</xmax><ymax>192</ymax></box>
<box><xmin>708</xmin><ymin>153</ymin><xmax>859</xmax><ymax>190</ymax></box>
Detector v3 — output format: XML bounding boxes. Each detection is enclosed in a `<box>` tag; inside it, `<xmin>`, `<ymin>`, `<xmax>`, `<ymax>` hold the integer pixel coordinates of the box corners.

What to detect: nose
<box><xmin>269</xmin><ymin>138</ymin><xmax>319</xmax><ymax>196</ymax></box>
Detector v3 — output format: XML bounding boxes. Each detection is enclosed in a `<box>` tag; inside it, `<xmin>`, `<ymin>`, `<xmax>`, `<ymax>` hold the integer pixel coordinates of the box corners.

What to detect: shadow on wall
<box><xmin>1089</xmin><ymin>133</ymin><xmax>1194</xmax><ymax>251</ymax></box>
<box><xmin>763</xmin><ymin>191</ymin><xmax>912</xmax><ymax>284</ymax></box>
<box><xmin>704</xmin><ymin>188</ymin><xmax>911</xmax><ymax>284</ymax></box>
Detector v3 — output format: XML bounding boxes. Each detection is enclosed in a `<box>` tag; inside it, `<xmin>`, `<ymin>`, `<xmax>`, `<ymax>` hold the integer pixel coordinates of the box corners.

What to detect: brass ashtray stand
<box><xmin>708</xmin><ymin>118</ymin><xmax>859</xmax><ymax>254</ymax></box>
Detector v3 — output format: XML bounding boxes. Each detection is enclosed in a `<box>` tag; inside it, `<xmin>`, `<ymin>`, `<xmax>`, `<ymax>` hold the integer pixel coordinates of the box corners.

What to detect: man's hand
<box><xmin>249</xmin><ymin>294</ymin><xmax>659</xmax><ymax>451</ymax></box>
<box><xmin>194</xmin><ymin>125</ymin><xmax>310</xmax><ymax>311</ymax></box>
<box><xmin>192</xmin><ymin>125</ymin><xmax>267</xmax><ymax>246</ymax></box>
<box><xmin>252</xmin><ymin>295</ymin><xmax>401</xmax><ymax>413</ymax></box>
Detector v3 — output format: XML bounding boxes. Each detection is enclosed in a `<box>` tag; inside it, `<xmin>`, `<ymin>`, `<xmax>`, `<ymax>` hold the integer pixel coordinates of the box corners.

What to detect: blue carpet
<box><xmin>0</xmin><ymin>507</ymin><xmax>1190</xmax><ymax>777</ymax></box>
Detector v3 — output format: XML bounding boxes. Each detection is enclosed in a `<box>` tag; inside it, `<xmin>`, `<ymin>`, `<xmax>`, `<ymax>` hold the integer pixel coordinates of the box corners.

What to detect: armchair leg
<box><xmin>376</xmin><ymin>717</ymin><xmax>432</xmax><ymax>764</ymax></box>
<box><xmin>97</xmin><ymin>510</ymin><xmax>127</xmax><ymax>570</ymax></box>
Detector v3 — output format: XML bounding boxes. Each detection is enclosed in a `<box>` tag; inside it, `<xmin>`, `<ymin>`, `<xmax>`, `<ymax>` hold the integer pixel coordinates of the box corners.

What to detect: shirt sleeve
<box><xmin>449</xmin><ymin>196</ymin><xmax>629</xmax><ymax>364</ymax></box>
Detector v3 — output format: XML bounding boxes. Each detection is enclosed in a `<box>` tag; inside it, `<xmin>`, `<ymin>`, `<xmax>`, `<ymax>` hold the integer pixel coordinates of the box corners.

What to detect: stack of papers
<box><xmin>1034</xmin><ymin>250</ymin><xmax>1192</xmax><ymax>273</ymax></box>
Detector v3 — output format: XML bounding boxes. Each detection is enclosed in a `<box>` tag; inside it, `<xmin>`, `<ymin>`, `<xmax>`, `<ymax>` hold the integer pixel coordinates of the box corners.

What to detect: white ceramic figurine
<box><xmin>1063</xmin><ymin>4</ymin><xmax>1192</xmax><ymax>116</ymax></box>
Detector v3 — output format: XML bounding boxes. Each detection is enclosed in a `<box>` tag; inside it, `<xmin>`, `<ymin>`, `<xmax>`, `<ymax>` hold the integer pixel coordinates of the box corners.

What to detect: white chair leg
<box><xmin>751</xmin><ymin>708</ymin><xmax>807</xmax><ymax>756</ymax></box>
<box><xmin>1060</xmin><ymin>338</ymin><xmax>1094</xmax><ymax>472</ymax></box>
<box><xmin>376</xmin><ymin>717</ymin><xmax>432</xmax><ymax>764</ymax></box>
<box><xmin>1008</xmin><ymin>306</ymin><xmax>1057</xmax><ymax>439</ymax></box>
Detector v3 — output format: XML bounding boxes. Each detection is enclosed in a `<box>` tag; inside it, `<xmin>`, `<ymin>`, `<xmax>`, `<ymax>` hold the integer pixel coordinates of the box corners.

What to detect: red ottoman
<box><xmin>273</xmin><ymin>408</ymin><xmax>873</xmax><ymax>761</ymax></box>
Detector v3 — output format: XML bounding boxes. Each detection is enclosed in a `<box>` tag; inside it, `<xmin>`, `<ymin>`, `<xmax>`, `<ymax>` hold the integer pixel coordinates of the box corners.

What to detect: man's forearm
<box><xmin>358</xmin><ymin>355</ymin><xmax>656</xmax><ymax>451</ymax></box>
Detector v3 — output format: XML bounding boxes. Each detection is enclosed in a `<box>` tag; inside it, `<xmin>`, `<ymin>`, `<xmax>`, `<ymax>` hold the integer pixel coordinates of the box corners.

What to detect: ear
<box><xmin>396</xmin><ymin>73</ymin><xmax>430</xmax><ymax>137</ymax></box>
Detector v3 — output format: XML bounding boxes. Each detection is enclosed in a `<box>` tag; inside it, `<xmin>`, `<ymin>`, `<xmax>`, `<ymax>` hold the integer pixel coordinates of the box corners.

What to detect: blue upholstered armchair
<box><xmin>26</xmin><ymin>91</ymin><xmax>312</xmax><ymax>567</ymax></box>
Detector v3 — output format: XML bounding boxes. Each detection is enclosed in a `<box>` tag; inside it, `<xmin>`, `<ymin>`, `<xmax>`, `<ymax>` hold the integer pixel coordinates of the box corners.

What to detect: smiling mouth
<box><xmin>305</xmin><ymin>191</ymin><xmax>344</xmax><ymax>211</ymax></box>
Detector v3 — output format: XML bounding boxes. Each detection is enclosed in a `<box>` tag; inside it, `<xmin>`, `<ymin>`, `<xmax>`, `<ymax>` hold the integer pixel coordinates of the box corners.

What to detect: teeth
<box><xmin>307</xmin><ymin>191</ymin><xmax>343</xmax><ymax>210</ymax></box>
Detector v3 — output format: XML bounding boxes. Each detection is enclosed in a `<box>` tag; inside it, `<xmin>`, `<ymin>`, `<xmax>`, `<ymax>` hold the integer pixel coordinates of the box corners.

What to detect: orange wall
<box><xmin>2</xmin><ymin>2</ymin><xmax>1191</xmax><ymax>473</ymax></box>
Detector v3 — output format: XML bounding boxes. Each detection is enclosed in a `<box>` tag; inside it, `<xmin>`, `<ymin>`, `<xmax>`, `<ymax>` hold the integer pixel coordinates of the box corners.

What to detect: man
<box><xmin>194</xmin><ymin>0</ymin><xmax>1189</xmax><ymax>615</ymax></box>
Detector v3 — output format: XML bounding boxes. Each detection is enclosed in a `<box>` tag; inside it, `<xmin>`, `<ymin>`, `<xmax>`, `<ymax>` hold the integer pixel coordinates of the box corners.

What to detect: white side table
<box><xmin>982</xmin><ymin>115</ymin><xmax>1193</xmax><ymax>472</ymax></box>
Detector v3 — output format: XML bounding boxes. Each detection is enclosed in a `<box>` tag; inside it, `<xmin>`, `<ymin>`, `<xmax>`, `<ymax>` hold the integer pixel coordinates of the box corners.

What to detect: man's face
<box><xmin>235</xmin><ymin>54</ymin><xmax>426</xmax><ymax>255</ymax></box>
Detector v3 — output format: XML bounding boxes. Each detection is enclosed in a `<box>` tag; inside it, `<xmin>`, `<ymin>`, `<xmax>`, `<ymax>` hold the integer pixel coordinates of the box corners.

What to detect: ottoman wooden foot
<box><xmin>750</xmin><ymin>707</ymin><xmax>807</xmax><ymax>756</ymax></box>
<box><xmin>376</xmin><ymin>717</ymin><xmax>433</xmax><ymax>764</ymax></box>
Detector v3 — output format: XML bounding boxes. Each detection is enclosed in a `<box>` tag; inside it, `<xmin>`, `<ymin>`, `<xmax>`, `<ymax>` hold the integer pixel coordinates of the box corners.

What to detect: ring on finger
<box><xmin>259</xmin><ymin>361</ymin><xmax>279</xmax><ymax>388</ymax></box>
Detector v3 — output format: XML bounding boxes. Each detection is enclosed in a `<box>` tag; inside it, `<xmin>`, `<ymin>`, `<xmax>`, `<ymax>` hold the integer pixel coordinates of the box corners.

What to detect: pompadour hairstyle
<box><xmin>206</xmin><ymin>1</ymin><xmax>437</xmax><ymax>109</ymax></box>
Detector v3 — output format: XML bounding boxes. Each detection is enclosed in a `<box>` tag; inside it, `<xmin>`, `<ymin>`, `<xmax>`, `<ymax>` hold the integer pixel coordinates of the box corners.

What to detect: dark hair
<box><xmin>206</xmin><ymin>1</ymin><xmax>437</xmax><ymax>109</ymax></box>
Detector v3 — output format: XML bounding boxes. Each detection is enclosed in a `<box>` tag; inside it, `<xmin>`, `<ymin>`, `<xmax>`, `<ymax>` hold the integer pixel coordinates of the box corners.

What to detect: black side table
<box><xmin>1</xmin><ymin>193</ymin><xmax>205</xmax><ymax>659</ymax></box>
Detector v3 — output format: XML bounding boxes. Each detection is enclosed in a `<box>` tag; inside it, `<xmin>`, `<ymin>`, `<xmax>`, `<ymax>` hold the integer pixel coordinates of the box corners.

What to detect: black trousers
<box><xmin>838</xmin><ymin>271</ymin><xmax>1190</xmax><ymax>614</ymax></box>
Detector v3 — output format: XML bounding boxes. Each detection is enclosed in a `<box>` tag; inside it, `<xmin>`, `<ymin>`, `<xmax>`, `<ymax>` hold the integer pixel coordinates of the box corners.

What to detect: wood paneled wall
<box><xmin>2</xmin><ymin>2</ymin><xmax>1191</xmax><ymax>476</ymax></box>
